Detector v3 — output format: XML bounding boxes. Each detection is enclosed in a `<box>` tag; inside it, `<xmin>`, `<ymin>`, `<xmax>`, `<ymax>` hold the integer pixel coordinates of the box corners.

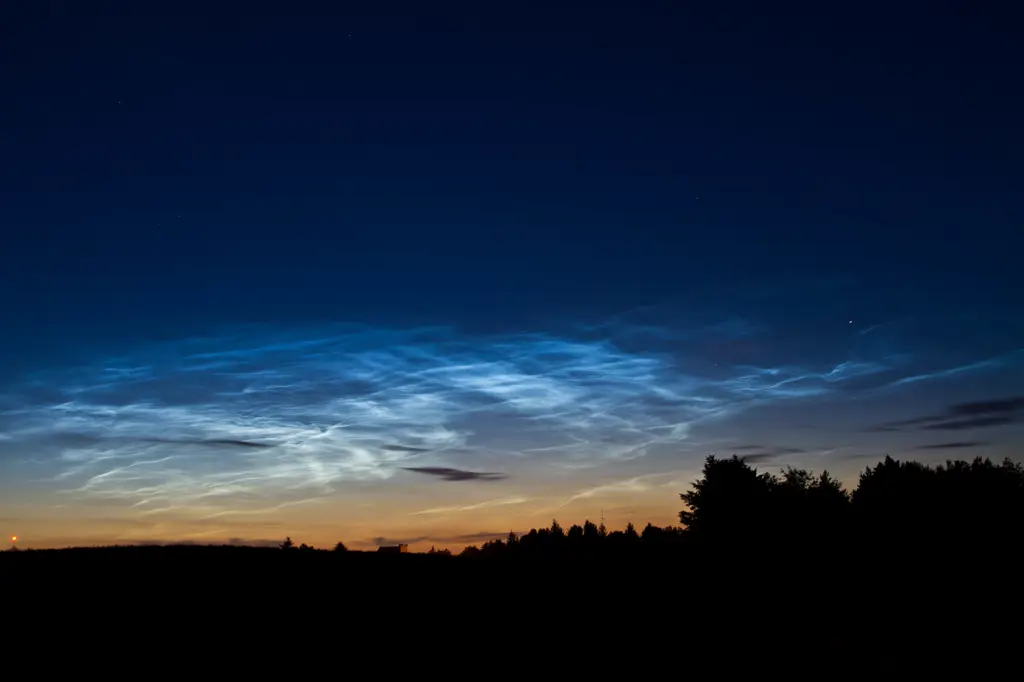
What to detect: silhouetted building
<box><xmin>377</xmin><ymin>544</ymin><xmax>408</xmax><ymax>554</ymax></box>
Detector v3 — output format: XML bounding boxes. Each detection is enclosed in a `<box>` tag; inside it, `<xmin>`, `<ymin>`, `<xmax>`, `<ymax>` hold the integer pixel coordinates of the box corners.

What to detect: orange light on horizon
<box><xmin>10</xmin><ymin>536</ymin><xmax>16</xmax><ymax>543</ymax></box>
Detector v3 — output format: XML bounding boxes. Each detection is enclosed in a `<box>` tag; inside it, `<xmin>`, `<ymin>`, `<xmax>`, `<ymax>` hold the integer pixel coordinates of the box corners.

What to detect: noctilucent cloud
<box><xmin>3</xmin><ymin>304</ymin><xmax>1022</xmax><ymax>549</ymax></box>
<box><xmin>1</xmin><ymin>3</ymin><xmax>1021</xmax><ymax>549</ymax></box>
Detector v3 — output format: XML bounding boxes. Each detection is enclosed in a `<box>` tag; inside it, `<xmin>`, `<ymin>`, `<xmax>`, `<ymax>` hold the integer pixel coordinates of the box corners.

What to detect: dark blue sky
<box><xmin>1</xmin><ymin>1</ymin><xmax>1022</xmax><ymax>548</ymax></box>
<box><xmin>3</xmin><ymin>1</ymin><xmax>1021</xmax><ymax>361</ymax></box>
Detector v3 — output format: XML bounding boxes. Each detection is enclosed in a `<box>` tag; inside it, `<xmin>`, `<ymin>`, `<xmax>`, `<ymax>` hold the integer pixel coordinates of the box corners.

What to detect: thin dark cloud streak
<box><xmin>949</xmin><ymin>397</ymin><xmax>1024</xmax><ymax>416</ymax></box>
<box><xmin>731</xmin><ymin>445</ymin><xmax>806</xmax><ymax>455</ymax></box>
<box><xmin>923</xmin><ymin>415</ymin><xmax>1018</xmax><ymax>431</ymax></box>
<box><xmin>402</xmin><ymin>467</ymin><xmax>507</xmax><ymax>482</ymax></box>
<box><xmin>369</xmin><ymin>530</ymin><xmax>509</xmax><ymax>547</ymax></box>
<box><xmin>874</xmin><ymin>396</ymin><xmax>1024</xmax><ymax>433</ymax></box>
<box><xmin>724</xmin><ymin>445</ymin><xmax>807</xmax><ymax>462</ymax></box>
<box><xmin>916</xmin><ymin>442</ymin><xmax>989</xmax><ymax>450</ymax></box>
<box><xmin>139</xmin><ymin>438</ymin><xmax>273</xmax><ymax>448</ymax></box>
<box><xmin>109</xmin><ymin>538</ymin><xmax>283</xmax><ymax>548</ymax></box>
<box><xmin>371</xmin><ymin>535</ymin><xmax>429</xmax><ymax>547</ymax></box>
<box><xmin>19</xmin><ymin>433</ymin><xmax>273</xmax><ymax>449</ymax></box>
<box><xmin>739</xmin><ymin>453</ymin><xmax>781</xmax><ymax>463</ymax></box>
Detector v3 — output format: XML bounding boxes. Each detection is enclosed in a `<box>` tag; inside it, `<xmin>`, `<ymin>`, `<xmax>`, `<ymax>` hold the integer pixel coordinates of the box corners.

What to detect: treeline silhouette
<box><xmin>443</xmin><ymin>454</ymin><xmax>1024</xmax><ymax>561</ymax></box>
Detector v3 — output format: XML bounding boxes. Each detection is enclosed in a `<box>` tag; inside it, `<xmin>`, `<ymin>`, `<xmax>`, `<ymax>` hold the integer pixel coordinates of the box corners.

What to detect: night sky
<box><xmin>2</xmin><ymin>1</ymin><xmax>1021</xmax><ymax>550</ymax></box>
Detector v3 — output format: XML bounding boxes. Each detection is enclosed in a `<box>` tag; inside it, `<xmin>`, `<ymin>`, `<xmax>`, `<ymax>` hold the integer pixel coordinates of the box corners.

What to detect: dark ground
<box><xmin>2</xmin><ymin>544</ymin><xmax>1016</xmax><ymax>673</ymax></box>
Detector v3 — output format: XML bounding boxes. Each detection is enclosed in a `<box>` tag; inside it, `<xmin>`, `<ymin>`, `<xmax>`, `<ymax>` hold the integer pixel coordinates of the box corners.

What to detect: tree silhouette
<box><xmin>849</xmin><ymin>455</ymin><xmax>1024</xmax><ymax>555</ymax></box>
<box><xmin>280</xmin><ymin>537</ymin><xmax>294</xmax><ymax>550</ymax></box>
<box><xmin>550</xmin><ymin>519</ymin><xmax>565</xmax><ymax>539</ymax></box>
<box><xmin>679</xmin><ymin>455</ymin><xmax>777</xmax><ymax>545</ymax></box>
<box><xmin>851</xmin><ymin>455</ymin><xmax>938</xmax><ymax>547</ymax></box>
<box><xmin>773</xmin><ymin>466</ymin><xmax>850</xmax><ymax>549</ymax></box>
<box><xmin>333</xmin><ymin>541</ymin><xmax>348</xmax><ymax>552</ymax></box>
<box><xmin>479</xmin><ymin>537</ymin><xmax>506</xmax><ymax>558</ymax></box>
<box><xmin>624</xmin><ymin>522</ymin><xmax>639</xmax><ymax>541</ymax></box>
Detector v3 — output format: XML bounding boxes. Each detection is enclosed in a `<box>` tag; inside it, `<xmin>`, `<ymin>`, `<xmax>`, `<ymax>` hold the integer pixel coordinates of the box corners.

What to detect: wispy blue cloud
<box><xmin>886</xmin><ymin>350</ymin><xmax>1024</xmax><ymax>388</ymax></box>
<box><xmin>0</xmin><ymin>318</ymin><xmax>1014</xmax><ymax>523</ymax></box>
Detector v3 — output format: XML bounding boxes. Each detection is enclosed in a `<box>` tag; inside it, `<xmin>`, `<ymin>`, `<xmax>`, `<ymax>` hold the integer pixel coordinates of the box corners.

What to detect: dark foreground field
<box><xmin>7</xmin><ymin>453</ymin><xmax>1023</xmax><ymax>671</ymax></box>
<box><xmin>2</xmin><ymin>542</ymin><xmax>1016</xmax><ymax>672</ymax></box>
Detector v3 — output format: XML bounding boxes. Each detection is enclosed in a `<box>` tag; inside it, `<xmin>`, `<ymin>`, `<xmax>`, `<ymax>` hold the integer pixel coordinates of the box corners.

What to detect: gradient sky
<box><xmin>1</xmin><ymin>2</ymin><xmax>1022</xmax><ymax>551</ymax></box>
